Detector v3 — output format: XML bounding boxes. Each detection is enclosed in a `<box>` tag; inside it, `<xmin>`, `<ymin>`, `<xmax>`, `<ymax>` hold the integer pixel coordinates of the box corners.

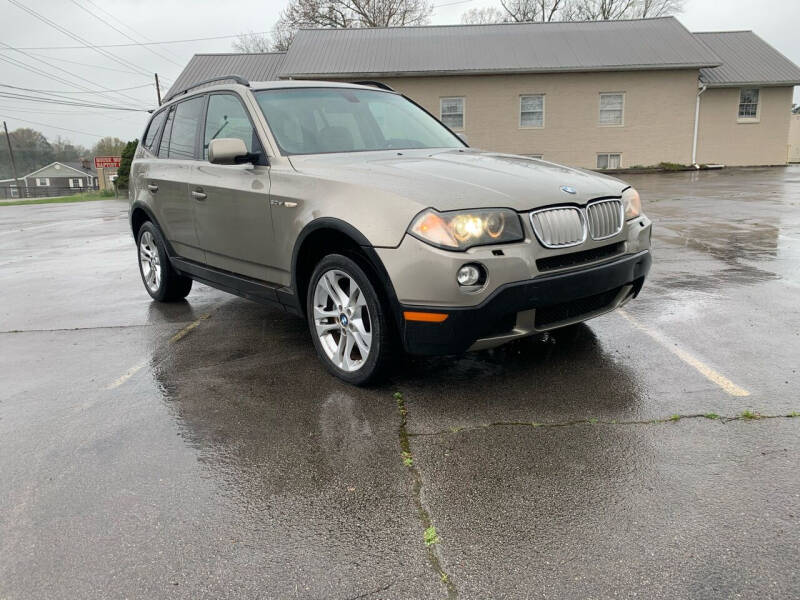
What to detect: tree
<box><xmin>0</xmin><ymin>128</ymin><xmax>54</xmax><ymax>179</ymax></box>
<box><xmin>116</xmin><ymin>139</ymin><xmax>138</xmax><ymax>189</ymax></box>
<box><xmin>468</xmin><ymin>0</ymin><xmax>682</xmax><ymax>23</ymax></box>
<box><xmin>52</xmin><ymin>136</ymin><xmax>90</xmax><ymax>163</ymax></box>
<box><xmin>498</xmin><ymin>0</ymin><xmax>572</xmax><ymax>22</ymax></box>
<box><xmin>461</xmin><ymin>7</ymin><xmax>505</xmax><ymax>23</ymax></box>
<box><xmin>274</xmin><ymin>0</ymin><xmax>433</xmax><ymax>50</ymax></box>
<box><xmin>232</xmin><ymin>32</ymin><xmax>273</xmax><ymax>53</ymax></box>
<box><xmin>91</xmin><ymin>136</ymin><xmax>126</xmax><ymax>157</ymax></box>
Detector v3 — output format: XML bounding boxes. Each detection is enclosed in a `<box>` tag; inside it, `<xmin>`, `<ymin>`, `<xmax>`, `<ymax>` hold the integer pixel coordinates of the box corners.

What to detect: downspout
<box><xmin>692</xmin><ymin>83</ymin><xmax>708</xmax><ymax>167</ymax></box>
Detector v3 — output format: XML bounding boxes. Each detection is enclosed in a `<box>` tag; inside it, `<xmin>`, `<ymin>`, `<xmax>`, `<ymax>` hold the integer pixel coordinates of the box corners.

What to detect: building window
<box><xmin>68</xmin><ymin>178</ymin><xmax>84</xmax><ymax>188</ymax></box>
<box><xmin>10</xmin><ymin>185</ymin><xmax>19</xmax><ymax>198</ymax></box>
<box><xmin>738</xmin><ymin>88</ymin><xmax>760</xmax><ymax>120</ymax></box>
<box><xmin>599</xmin><ymin>93</ymin><xmax>624</xmax><ymax>126</ymax></box>
<box><xmin>597</xmin><ymin>153</ymin><xmax>621</xmax><ymax>169</ymax></box>
<box><xmin>440</xmin><ymin>97</ymin><xmax>464</xmax><ymax>130</ymax></box>
<box><xmin>520</xmin><ymin>94</ymin><xmax>545</xmax><ymax>128</ymax></box>
<box><xmin>35</xmin><ymin>178</ymin><xmax>49</xmax><ymax>186</ymax></box>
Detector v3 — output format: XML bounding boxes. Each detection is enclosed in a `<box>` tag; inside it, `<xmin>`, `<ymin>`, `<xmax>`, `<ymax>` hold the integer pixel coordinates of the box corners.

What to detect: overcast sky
<box><xmin>0</xmin><ymin>0</ymin><xmax>797</xmax><ymax>149</ymax></box>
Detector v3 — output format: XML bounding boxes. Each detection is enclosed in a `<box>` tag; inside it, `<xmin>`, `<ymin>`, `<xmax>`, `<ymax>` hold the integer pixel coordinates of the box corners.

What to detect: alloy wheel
<box><xmin>139</xmin><ymin>230</ymin><xmax>162</xmax><ymax>293</ymax></box>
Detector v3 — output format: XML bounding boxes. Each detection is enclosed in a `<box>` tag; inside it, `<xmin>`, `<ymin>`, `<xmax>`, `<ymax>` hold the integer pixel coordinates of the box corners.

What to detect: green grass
<box><xmin>424</xmin><ymin>526</ymin><xmax>440</xmax><ymax>547</ymax></box>
<box><xmin>401</xmin><ymin>451</ymin><xmax>414</xmax><ymax>467</ymax></box>
<box><xmin>1</xmin><ymin>189</ymin><xmax>117</xmax><ymax>206</ymax></box>
<box><xmin>669</xmin><ymin>414</ymin><xmax>681</xmax><ymax>422</ymax></box>
<box><xmin>704</xmin><ymin>413</ymin><xmax>720</xmax><ymax>420</ymax></box>
<box><xmin>740</xmin><ymin>409</ymin><xmax>761</xmax><ymax>420</ymax></box>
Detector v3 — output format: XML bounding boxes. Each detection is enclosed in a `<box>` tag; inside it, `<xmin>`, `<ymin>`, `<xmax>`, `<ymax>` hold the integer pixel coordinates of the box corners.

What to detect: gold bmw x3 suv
<box><xmin>130</xmin><ymin>77</ymin><xmax>652</xmax><ymax>384</ymax></box>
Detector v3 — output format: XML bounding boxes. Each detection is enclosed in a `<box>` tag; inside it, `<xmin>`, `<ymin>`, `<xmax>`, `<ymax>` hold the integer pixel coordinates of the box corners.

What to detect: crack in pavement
<box><xmin>406</xmin><ymin>412</ymin><xmax>800</xmax><ymax>438</ymax></box>
<box><xmin>395</xmin><ymin>392</ymin><xmax>458</xmax><ymax>599</ymax></box>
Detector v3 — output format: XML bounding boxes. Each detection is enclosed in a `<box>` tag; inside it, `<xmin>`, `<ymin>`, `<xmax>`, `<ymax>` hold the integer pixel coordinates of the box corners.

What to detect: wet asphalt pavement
<box><xmin>1</xmin><ymin>167</ymin><xmax>799</xmax><ymax>599</ymax></box>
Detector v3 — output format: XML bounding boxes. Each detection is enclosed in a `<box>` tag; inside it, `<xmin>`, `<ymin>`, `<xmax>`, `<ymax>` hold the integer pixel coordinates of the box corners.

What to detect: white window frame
<box><xmin>440</xmin><ymin>97</ymin><xmax>465</xmax><ymax>131</ymax></box>
<box><xmin>519</xmin><ymin>94</ymin><xmax>545</xmax><ymax>129</ymax></box>
<box><xmin>68</xmin><ymin>178</ymin><xmax>84</xmax><ymax>188</ymax></box>
<box><xmin>596</xmin><ymin>153</ymin><xmax>621</xmax><ymax>170</ymax></box>
<box><xmin>598</xmin><ymin>92</ymin><xmax>625</xmax><ymax>127</ymax></box>
<box><xmin>737</xmin><ymin>88</ymin><xmax>760</xmax><ymax>122</ymax></box>
<box><xmin>10</xmin><ymin>184</ymin><xmax>19</xmax><ymax>198</ymax></box>
<box><xmin>35</xmin><ymin>177</ymin><xmax>49</xmax><ymax>187</ymax></box>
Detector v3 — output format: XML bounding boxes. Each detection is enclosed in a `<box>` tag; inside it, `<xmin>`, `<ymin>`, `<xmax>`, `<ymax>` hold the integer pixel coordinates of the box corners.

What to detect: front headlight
<box><xmin>622</xmin><ymin>187</ymin><xmax>641</xmax><ymax>220</ymax></box>
<box><xmin>408</xmin><ymin>208</ymin><xmax>524</xmax><ymax>250</ymax></box>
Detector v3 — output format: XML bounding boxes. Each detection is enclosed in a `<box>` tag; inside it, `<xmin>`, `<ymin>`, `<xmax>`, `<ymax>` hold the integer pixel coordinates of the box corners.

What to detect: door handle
<box><xmin>147</xmin><ymin>184</ymin><xmax>158</xmax><ymax>193</ymax></box>
<box><xmin>191</xmin><ymin>189</ymin><xmax>207</xmax><ymax>201</ymax></box>
<box><xmin>270</xmin><ymin>199</ymin><xmax>298</xmax><ymax>208</ymax></box>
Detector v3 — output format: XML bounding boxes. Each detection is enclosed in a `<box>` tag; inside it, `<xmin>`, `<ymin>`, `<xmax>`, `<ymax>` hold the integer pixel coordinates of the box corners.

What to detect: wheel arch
<box><xmin>129</xmin><ymin>202</ymin><xmax>176</xmax><ymax>257</ymax></box>
<box><xmin>291</xmin><ymin>218</ymin><xmax>402</xmax><ymax>329</ymax></box>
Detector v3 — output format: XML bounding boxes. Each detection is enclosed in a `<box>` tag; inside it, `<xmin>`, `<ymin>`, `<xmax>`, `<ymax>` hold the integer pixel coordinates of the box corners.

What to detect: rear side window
<box><xmin>167</xmin><ymin>96</ymin><xmax>205</xmax><ymax>159</ymax></box>
<box><xmin>203</xmin><ymin>94</ymin><xmax>263</xmax><ymax>160</ymax></box>
<box><xmin>142</xmin><ymin>109</ymin><xmax>167</xmax><ymax>151</ymax></box>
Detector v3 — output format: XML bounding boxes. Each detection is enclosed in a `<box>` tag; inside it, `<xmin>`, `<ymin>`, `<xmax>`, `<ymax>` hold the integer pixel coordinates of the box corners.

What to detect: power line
<box><xmin>0</xmin><ymin>83</ymin><xmax>154</xmax><ymax>95</ymax></box>
<box><xmin>67</xmin><ymin>0</ymin><xmax>185</xmax><ymax>68</ymax></box>
<box><xmin>0</xmin><ymin>92</ymin><xmax>148</xmax><ymax>112</ymax></box>
<box><xmin>0</xmin><ymin>30</ymin><xmax>273</xmax><ymax>50</ymax></box>
<box><xmin>0</xmin><ymin>42</ymin><xmax>151</xmax><ymax>106</ymax></box>
<box><xmin>0</xmin><ymin>113</ymin><xmax>113</xmax><ymax>138</ymax></box>
<box><xmin>6</xmin><ymin>0</ymin><xmax>154</xmax><ymax>80</ymax></box>
<box><xmin>24</xmin><ymin>51</ymin><xmax>160</xmax><ymax>77</ymax></box>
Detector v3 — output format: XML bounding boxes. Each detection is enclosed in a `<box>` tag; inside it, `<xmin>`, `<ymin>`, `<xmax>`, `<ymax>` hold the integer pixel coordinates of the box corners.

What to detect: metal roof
<box><xmin>278</xmin><ymin>17</ymin><xmax>721</xmax><ymax>78</ymax></box>
<box><xmin>164</xmin><ymin>52</ymin><xmax>286</xmax><ymax>99</ymax></box>
<box><xmin>696</xmin><ymin>31</ymin><xmax>800</xmax><ymax>87</ymax></box>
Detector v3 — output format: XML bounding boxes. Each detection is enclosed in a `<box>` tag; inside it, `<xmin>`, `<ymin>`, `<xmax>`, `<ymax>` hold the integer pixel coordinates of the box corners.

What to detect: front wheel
<box><xmin>307</xmin><ymin>254</ymin><xmax>392</xmax><ymax>385</ymax></box>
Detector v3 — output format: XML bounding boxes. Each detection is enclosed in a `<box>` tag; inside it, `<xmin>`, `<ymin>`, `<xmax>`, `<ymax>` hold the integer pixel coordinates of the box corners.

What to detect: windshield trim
<box><xmin>253</xmin><ymin>87</ymin><xmax>467</xmax><ymax>156</ymax></box>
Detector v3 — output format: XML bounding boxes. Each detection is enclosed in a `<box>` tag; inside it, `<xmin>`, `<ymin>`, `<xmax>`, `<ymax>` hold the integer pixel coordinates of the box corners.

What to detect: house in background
<box><xmin>0</xmin><ymin>159</ymin><xmax>98</xmax><ymax>199</ymax></box>
<box><xmin>165</xmin><ymin>17</ymin><xmax>800</xmax><ymax>170</ymax></box>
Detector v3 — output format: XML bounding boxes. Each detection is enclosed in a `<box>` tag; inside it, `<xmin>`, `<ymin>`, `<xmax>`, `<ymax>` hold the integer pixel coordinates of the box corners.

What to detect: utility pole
<box><xmin>154</xmin><ymin>73</ymin><xmax>162</xmax><ymax>106</ymax></box>
<box><xmin>3</xmin><ymin>121</ymin><xmax>22</xmax><ymax>198</ymax></box>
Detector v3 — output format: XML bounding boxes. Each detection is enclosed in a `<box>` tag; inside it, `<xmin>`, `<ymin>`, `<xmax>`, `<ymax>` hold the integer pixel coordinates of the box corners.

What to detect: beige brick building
<box><xmin>167</xmin><ymin>17</ymin><xmax>800</xmax><ymax>170</ymax></box>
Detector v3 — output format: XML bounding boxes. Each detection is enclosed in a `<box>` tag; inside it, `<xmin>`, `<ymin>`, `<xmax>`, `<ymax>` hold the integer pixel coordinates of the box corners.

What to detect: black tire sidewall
<box><xmin>137</xmin><ymin>222</ymin><xmax>171</xmax><ymax>302</ymax></box>
<box><xmin>306</xmin><ymin>254</ymin><xmax>387</xmax><ymax>385</ymax></box>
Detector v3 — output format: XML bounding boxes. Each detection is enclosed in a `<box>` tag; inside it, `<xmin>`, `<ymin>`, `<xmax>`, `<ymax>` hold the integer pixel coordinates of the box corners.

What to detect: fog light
<box><xmin>457</xmin><ymin>264</ymin><xmax>482</xmax><ymax>286</ymax></box>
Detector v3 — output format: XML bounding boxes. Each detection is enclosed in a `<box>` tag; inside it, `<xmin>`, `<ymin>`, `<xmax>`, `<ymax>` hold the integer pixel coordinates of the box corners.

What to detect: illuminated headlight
<box><xmin>622</xmin><ymin>187</ymin><xmax>642</xmax><ymax>220</ymax></box>
<box><xmin>408</xmin><ymin>208</ymin><xmax>524</xmax><ymax>250</ymax></box>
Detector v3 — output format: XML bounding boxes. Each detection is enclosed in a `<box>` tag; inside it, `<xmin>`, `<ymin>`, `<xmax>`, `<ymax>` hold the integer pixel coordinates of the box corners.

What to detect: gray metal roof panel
<box><xmin>164</xmin><ymin>52</ymin><xmax>286</xmax><ymax>99</ymax></box>
<box><xmin>696</xmin><ymin>31</ymin><xmax>800</xmax><ymax>86</ymax></box>
<box><xmin>279</xmin><ymin>17</ymin><xmax>721</xmax><ymax>78</ymax></box>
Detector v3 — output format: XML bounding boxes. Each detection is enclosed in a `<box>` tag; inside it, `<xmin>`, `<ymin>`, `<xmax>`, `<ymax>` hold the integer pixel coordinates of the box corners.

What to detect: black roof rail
<box><xmin>350</xmin><ymin>80</ymin><xmax>395</xmax><ymax>91</ymax></box>
<box><xmin>163</xmin><ymin>75</ymin><xmax>250</xmax><ymax>104</ymax></box>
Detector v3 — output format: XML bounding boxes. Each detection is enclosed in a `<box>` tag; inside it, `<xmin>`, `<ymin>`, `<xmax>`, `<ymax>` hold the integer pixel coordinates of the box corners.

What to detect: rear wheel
<box><xmin>307</xmin><ymin>254</ymin><xmax>391</xmax><ymax>385</ymax></box>
<box><xmin>137</xmin><ymin>221</ymin><xmax>192</xmax><ymax>302</ymax></box>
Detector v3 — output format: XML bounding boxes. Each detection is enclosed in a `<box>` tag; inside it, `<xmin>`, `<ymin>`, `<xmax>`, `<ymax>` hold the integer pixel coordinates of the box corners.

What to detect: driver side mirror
<box><xmin>208</xmin><ymin>138</ymin><xmax>251</xmax><ymax>165</ymax></box>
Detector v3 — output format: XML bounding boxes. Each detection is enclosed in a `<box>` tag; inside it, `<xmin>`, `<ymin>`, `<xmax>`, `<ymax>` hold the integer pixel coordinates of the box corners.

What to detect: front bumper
<box><xmin>400</xmin><ymin>250</ymin><xmax>652</xmax><ymax>355</ymax></box>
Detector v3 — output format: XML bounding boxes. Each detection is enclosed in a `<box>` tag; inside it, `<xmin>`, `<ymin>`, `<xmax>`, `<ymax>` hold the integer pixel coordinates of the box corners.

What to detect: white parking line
<box><xmin>618</xmin><ymin>309</ymin><xmax>750</xmax><ymax>397</ymax></box>
<box><xmin>106</xmin><ymin>312</ymin><xmax>212</xmax><ymax>390</ymax></box>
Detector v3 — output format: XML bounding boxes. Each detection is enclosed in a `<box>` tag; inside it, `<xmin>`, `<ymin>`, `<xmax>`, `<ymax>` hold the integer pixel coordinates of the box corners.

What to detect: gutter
<box><xmin>691</xmin><ymin>83</ymin><xmax>708</xmax><ymax>167</ymax></box>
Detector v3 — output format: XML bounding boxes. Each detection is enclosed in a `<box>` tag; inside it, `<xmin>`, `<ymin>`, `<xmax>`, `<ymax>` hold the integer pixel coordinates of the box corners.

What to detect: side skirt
<box><xmin>170</xmin><ymin>257</ymin><xmax>302</xmax><ymax>316</ymax></box>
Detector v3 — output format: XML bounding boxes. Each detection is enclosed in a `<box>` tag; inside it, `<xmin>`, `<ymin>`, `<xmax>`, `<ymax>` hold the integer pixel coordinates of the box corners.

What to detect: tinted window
<box><xmin>157</xmin><ymin>108</ymin><xmax>174</xmax><ymax>158</ymax></box>
<box><xmin>203</xmin><ymin>94</ymin><xmax>262</xmax><ymax>160</ymax></box>
<box><xmin>143</xmin><ymin>109</ymin><xmax>167</xmax><ymax>151</ymax></box>
<box><xmin>166</xmin><ymin>96</ymin><xmax>205</xmax><ymax>160</ymax></box>
<box><xmin>254</xmin><ymin>88</ymin><xmax>464</xmax><ymax>155</ymax></box>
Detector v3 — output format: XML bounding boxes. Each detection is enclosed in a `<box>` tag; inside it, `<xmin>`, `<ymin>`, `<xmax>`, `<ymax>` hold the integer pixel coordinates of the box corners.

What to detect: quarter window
<box><xmin>520</xmin><ymin>94</ymin><xmax>545</xmax><ymax>128</ymax></box>
<box><xmin>738</xmin><ymin>88</ymin><xmax>759</xmax><ymax>120</ymax></box>
<box><xmin>203</xmin><ymin>94</ymin><xmax>262</xmax><ymax>161</ymax></box>
<box><xmin>597</xmin><ymin>153</ymin><xmax>621</xmax><ymax>169</ymax></box>
<box><xmin>165</xmin><ymin>96</ymin><xmax>205</xmax><ymax>160</ymax></box>
<box><xmin>440</xmin><ymin>97</ymin><xmax>464</xmax><ymax>130</ymax></box>
<box><xmin>143</xmin><ymin>109</ymin><xmax>168</xmax><ymax>151</ymax></box>
<box><xmin>599</xmin><ymin>93</ymin><xmax>624</xmax><ymax>126</ymax></box>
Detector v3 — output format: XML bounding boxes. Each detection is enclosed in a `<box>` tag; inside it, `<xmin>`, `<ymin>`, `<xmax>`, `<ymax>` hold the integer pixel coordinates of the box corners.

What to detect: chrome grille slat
<box><xmin>587</xmin><ymin>199</ymin><xmax>623</xmax><ymax>240</ymax></box>
<box><xmin>530</xmin><ymin>206</ymin><xmax>585</xmax><ymax>248</ymax></box>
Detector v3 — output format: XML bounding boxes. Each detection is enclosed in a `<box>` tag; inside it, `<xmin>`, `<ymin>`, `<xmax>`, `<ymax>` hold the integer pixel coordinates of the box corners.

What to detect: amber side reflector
<box><xmin>403</xmin><ymin>311</ymin><xmax>449</xmax><ymax>323</ymax></box>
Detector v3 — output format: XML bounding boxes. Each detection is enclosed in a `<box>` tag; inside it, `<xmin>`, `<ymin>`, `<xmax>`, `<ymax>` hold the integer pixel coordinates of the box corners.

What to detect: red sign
<box><xmin>94</xmin><ymin>156</ymin><xmax>121</xmax><ymax>169</ymax></box>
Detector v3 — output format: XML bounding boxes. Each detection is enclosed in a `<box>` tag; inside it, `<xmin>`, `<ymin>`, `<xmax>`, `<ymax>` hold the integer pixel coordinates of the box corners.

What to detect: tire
<box><xmin>306</xmin><ymin>254</ymin><xmax>392</xmax><ymax>385</ymax></box>
<box><xmin>136</xmin><ymin>221</ymin><xmax>192</xmax><ymax>302</ymax></box>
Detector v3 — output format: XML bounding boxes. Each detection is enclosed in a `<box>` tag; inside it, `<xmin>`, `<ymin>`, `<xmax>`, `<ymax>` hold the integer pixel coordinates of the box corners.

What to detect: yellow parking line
<box><xmin>106</xmin><ymin>312</ymin><xmax>211</xmax><ymax>390</ymax></box>
<box><xmin>618</xmin><ymin>309</ymin><xmax>750</xmax><ymax>397</ymax></box>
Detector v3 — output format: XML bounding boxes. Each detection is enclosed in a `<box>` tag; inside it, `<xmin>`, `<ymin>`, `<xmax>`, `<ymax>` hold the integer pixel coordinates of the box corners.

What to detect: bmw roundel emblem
<box><xmin>560</xmin><ymin>185</ymin><xmax>577</xmax><ymax>195</ymax></box>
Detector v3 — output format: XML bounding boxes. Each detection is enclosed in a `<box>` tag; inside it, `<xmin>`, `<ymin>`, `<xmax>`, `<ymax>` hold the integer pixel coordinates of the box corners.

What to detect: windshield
<box><xmin>254</xmin><ymin>87</ymin><xmax>465</xmax><ymax>155</ymax></box>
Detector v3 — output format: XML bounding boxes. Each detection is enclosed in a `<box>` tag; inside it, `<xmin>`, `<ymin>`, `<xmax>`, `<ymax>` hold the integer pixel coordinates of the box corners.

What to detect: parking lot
<box><xmin>1</xmin><ymin>166</ymin><xmax>799</xmax><ymax>599</ymax></box>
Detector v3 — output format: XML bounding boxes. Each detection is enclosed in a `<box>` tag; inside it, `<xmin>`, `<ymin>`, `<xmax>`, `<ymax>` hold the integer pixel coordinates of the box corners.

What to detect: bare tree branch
<box><xmin>232</xmin><ymin>32</ymin><xmax>273</xmax><ymax>53</ymax></box>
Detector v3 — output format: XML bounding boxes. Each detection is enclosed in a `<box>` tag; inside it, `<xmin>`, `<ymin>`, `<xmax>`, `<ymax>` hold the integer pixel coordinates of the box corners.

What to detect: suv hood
<box><xmin>288</xmin><ymin>148</ymin><xmax>627</xmax><ymax>212</ymax></box>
